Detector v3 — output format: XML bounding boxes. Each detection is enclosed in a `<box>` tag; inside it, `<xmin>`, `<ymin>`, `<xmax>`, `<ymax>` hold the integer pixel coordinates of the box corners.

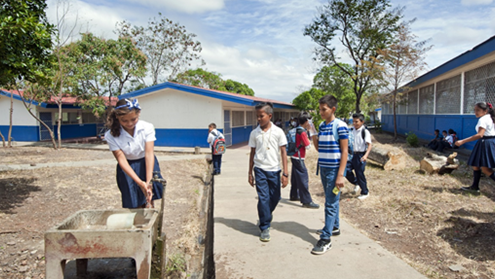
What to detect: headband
<box><xmin>115</xmin><ymin>99</ymin><xmax>141</xmax><ymax>110</ymax></box>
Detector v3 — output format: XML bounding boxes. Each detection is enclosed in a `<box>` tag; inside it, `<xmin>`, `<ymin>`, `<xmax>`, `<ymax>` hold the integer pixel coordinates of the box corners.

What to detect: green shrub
<box><xmin>406</xmin><ymin>131</ymin><xmax>419</xmax><ymax>147</ymax></box>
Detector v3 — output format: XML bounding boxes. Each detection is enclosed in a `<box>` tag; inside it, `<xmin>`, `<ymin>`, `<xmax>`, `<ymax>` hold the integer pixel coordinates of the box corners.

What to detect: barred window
<box><xmin>82</xmin><ymin>112</ymin><xmax>97</xmax><ymax>123</ymax></box>
<box><xmin>436</xmin><ymin>75</ymin><xmax>461</xmax><ymax>114</ymax></box>
<box><xmin>419</xmin><ymin>85</ymin><xmax>434</xmax><ymax>114</ymax></box>
<box><xmin>232</xmin><ymin>111</ymin><xmax>244</xmax><ymax>127</ymax></box>
<box><xmin>464</xmin><ymin>61</ymin><xmax>495</xmax><ymax>114</ymax></box>
<box><xmin>382</xmin><ymin>103</ymin><xmax>390</xmax><ymax>114</ymax></box>
<box><xmin>407</xmin><ymin>90</ymin><xmax>418</xmax><ymax>114</ymax></box>
<box><xmin>397</xmin><ymin>95</ymin><xmax>406</xmax><ymax>114</ymax></box>
<box><xmin>246</xmin><ymin>111</ymin><xmax>254</xmax><ymax>126</ymax></box>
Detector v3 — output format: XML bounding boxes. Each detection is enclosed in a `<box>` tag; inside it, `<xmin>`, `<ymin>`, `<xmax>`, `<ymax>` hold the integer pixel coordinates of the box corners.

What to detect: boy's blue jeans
<box><xmin>254</xmin><ymin>167</ymin><xmax>281</xmax><ymax>231</ymax></box>
<box><xmin>319</xmin><ymin>166</ymin><xmax>345</xmax><ymax>240</ymax></box>
<box><xmin>212</xmin><ymin>154</ymin><xmax>222</xmax><ymax>174</ymax></box>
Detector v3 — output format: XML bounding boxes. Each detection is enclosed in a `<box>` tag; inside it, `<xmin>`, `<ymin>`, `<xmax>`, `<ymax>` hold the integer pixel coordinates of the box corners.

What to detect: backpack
<box><xmin>211</xmin><ymin>131</ymin><xmax>226</xmax><ymax>155</ymax></box>
<box><xmin>286</xmin><ymin>127</ymin><xmax>306</xmax><ymax>158</ymax></box>
<box><xmin>331</xmin><ymin>119</ymin><xmax>354</xmax><ymax>162</ymax></box>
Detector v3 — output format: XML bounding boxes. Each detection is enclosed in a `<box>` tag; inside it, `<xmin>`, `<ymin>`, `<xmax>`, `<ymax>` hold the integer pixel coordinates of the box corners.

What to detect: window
<box><xmin>419</xmin><ymin>85</ymin><xmax>434</xmax><ymax>114</ymax></box>
<box><xmin>82</xmin><ymin>112</ymin><xmax>98</xmax><ymax>124</ymax></box>
<box><xmin>55</xmin><ymin>112</ymin><xmax>79</xmax><ymax>124</ymax></box>
<box><xmin>464</xmin><ymin>61</ymin><xmax>495</xmax><ymax>114</ymax></box>
<box><xmin>246</xmin><ymin>111</ymin><xmax>254</xmax><ymax>126</ymax></box>
<box><xmin>407</xmin><ymin>90</ymin><xmax>418</xmax><ymax>114</ymax></box>
<box><xmin>436</xmin><ymin>75</ymin><xmax>461</xmax><ymax>114</ymax></box>
<box><xmin>232</xmin><ymin>111</ymin><xmax>244</xmax><ymax>127</ymax></box>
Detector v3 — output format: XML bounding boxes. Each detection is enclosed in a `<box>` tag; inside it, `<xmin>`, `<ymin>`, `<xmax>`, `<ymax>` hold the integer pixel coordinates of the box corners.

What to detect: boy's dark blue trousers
<box><xmin>289</xmin><ymin>158</ymin><xmax>313</xmax><ymax>204</ymax></box>
<box><xmin>254</xmin><ymin>167</ymin><xmax>281</xmax><ymax>231</ymax></box>
<box><xmin>212</xmin><ymin>154</ymin><xmax>222</xmax><ymax>174</ymax></box>
<box><xmin>345</xmin><ymin>152</ymin><xmax>369</xmax><ymax>195</ymax></box>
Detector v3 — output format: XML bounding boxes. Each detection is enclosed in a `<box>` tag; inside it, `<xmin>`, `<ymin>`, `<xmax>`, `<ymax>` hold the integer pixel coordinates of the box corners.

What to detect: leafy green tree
<box><xmin>173</xmin><ymin>68</ymin><xmax>256</xmax><ymax>96</ymax></box>
<box><xmin>292</xmin><ymin>88</ymin><xmax>326</xmax><ymax>126</ymax></box>
<box><xmin>304</xmin><ymin>0</ymin><xmax>402</xmax><ymax>113</ymax></box>
<box><xmin>0</xmin><ymin>0</ymin><xmax>54</xmax><ymax>147</ymax></box>
<box><xmin>116</xmin><ymin>13</ymin><xmax>204</xmax><ymax>85</ymax></box>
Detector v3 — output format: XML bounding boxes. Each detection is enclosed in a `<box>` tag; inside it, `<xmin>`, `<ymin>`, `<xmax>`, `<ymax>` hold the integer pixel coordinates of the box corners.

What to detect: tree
<box><xmin>292</xmin><ymin>88</ymin><xmax>326</xmax><ymax>126</ymax></box>
<box><xmin>116</xmin><ymin>13</ymin><xmax>204</xmax><ymax>86</ymax></box>
<box><xmin>67</xmin><ymin>33</ymin><xmax>147</xmax><ymax>116</ymax></box>
<box><xmin>0</xmin><ymin>0</ymin><xmax>54</xmax><ymax>147</ymax></box>
<box><xmin>378</xmin><ymin>21</ymin><xmax>431</xmax><ymax>139</ymax></box>
<box><xmin>304</xmin><ymin>0</ymin><xmax>402</xmax><ymax>113</ymax></box>
<box><xmin>173</xmin><ymin>68</ymin><xmax>256</xmax><ymax>96</ymax></box>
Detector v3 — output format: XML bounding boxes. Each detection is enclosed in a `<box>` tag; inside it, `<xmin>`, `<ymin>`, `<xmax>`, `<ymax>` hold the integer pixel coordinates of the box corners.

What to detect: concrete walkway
<box><xmin>214</xmin><ymin>146</ymin><xmax>427</xmax><ymax>279</ymax></box>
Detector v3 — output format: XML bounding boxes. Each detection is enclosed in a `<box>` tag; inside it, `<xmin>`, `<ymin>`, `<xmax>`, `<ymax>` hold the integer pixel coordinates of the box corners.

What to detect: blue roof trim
<box><xmin>407</xmin><ymin>36</ymin><xmax>495</xmax><ymax>88</ymax></box>
<box><xmin>0</xmin><ymin>90</ymin><xmax>46</xmax><ymax>107</ymax></box>
<box><xmin>119</xmin><ymin>82</ymin><xmax>294</xmax><ymax>108</ymax></box>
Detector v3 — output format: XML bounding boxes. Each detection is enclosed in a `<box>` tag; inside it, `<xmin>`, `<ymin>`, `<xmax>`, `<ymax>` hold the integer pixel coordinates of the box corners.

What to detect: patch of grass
<box><xmin>166</xmin><ymin>252</ymin><xmax>186</xmax><ymax>274</ymax></box>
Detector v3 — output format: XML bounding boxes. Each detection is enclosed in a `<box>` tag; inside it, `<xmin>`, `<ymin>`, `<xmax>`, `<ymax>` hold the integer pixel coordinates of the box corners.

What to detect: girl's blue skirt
<box><xmin>467</xmin><ymin>136</ymin><xmax>495</xmax><ymax>168</ymax></box>
<box><xmin>116</xmin><ymin>156</ymin><xmax>164</xmax><ymax>208</ymax></box>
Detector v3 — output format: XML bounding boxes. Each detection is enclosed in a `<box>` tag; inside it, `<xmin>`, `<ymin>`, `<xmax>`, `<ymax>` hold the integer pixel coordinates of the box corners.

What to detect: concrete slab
<box><xmin>214</xmin><ymin>147</ymin><xmax>426</xmax><ymax>279</ymax></box>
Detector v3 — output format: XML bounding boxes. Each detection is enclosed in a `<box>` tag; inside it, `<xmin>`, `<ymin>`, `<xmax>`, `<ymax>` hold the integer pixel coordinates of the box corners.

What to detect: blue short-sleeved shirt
<box><xmin>318</xmin><ymin>119</ymin><xmax>349</xmax><ymax>168</ymax></box>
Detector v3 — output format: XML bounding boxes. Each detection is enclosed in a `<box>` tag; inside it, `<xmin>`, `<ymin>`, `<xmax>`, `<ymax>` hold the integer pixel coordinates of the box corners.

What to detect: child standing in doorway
<box><xmin>312</xmin><ymin>95</ymin><xmax>349</xmax><ymax>255</ymax></box>
<box><xmin>105</xmin><ymin>98</ymin><xmax>164</xmax><ymax>208</ymax></box>
<box><xmin>346</xmin><ymin>113</ymin><xmax>372</xmax><ymax>200</ymax></box>
<box><xmin>456</xmin><ymin>102</ymin><xmax>495</xmax><ymax>193</ymax></box>
<box><xmin>248</xmin><ymin>102</ymin><xmax>289</xmax><ymax>242</ymax></box>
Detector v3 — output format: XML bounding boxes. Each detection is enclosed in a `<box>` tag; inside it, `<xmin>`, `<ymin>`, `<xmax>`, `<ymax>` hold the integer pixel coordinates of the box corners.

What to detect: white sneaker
<box><xmin>352</xmin><ymin>185</ymin><xmax>360</xmax><ymax>194</ymax></box>
<box><xmin>357</xmin><ymin>193</ymin><xmax>369</xmax><ymax>200</ymax></box>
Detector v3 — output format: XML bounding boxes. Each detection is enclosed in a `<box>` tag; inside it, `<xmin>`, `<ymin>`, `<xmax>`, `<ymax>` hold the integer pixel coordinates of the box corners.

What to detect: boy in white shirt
<box><xmin>207</xmin><ymin>123</ymin><xmax>224</xmax><ymax>175</ymax></box>
<box><xmin>248</xmin><ymin>102</ymin><xmax>289</xmax><ymax>242</ymax></box>
<box><xmin>345</xmin><ymin>113</ymin><xmax>372</xmax><ymax>200</ymax></box>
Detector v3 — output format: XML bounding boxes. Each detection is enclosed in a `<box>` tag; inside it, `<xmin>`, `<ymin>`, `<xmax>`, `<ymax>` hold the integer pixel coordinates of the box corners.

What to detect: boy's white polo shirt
<box><xmin>352</xmin><ymin>126</ymin><xmax>372</xmax><ymax>152</ymax></box>
<box><xmin>105</xmin><ymin>120</ymin><xmax>156</xmax><ymax>160</ymax></box>
<box><xmin>249</xmin><ymin>123</ymin><xmax>287</xmax><ymax>171</ymax></box>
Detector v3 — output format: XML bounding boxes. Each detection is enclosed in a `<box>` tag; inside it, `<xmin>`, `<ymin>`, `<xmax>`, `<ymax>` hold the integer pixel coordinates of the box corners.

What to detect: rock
<box><xmin>7</xmin><ymin>241</ymin><xmax>16</xmax><ymax>246</ymax></box>
<box><xmin>21</xmin><ymin>260</ymin><xmax>27</xmax><ymax>266</ymax></box>
<box><xmin>420</xmin><ymin>152</ymin><xmax>459</xmax><ymax>175</ymax></box>
<box><xmin>449</xmin><ymin>265</ymin><xmax>465</xmax><ymax>272</ymax></box>
<box><xmin>30</xmin><ymin>250</ymin><xmax>37</xmax><ymax>255</ymax></box>
<box><xmin>368</xmin><ymin>143</ymin><xmax>407</xmax><ymax>171</ymax></box>
<box><xmin>18</xmin><ymin>266</ymin><xmax>29</xmax><ymax>273</ymax></box>
<box><xmin>30</xmin><ymin>163</ymin><xmax>37</xmax><ymax>167</ymax></box>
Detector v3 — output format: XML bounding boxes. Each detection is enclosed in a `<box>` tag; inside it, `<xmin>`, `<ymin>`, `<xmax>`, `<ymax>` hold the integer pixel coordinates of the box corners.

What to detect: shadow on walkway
<box><xmin>0</xmin><ymin>177</ymin><xmax>40</xmax><ymax>214</ymax></box>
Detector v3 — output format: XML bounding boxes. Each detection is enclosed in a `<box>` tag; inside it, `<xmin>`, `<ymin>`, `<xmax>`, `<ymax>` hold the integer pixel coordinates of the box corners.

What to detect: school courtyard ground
<box><xmin>1</xmin><ymin>131</ymin><xmax>495</xmax><ymax>278</ymax></box>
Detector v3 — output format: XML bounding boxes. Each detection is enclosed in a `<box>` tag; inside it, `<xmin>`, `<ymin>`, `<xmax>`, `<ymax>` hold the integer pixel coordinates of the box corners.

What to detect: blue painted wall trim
<box><xmin>232</xmin><ymin>126</ymin><xmax>253</xmax><ymax>145</ymax></box>
<box><xmin>0</xmin><ymin>125</ymin><xmax>39</xmax><ymax>141</ymax></box>
<box><xmin>381</xmin><ymin>114</ymin><xmax>477</xmax><ymax>150</ymax></box>
<box><xmin>119</xmin><ymin>82</ymin><xmax>295</xmax><ymax>109</ymax></box>
<box><xmin>155</xmin><ymin>128</ymin><xmax>224</xmax><ymax>147</ymax></box>
<box><xmin>54</xmin><ymin>124</ymin><xmax>97</xmax><ymax>139</ymax></box>
<box><xmin>406</xmin><ymin>36</ymin><xmax>495</xmax><ymax>89</ymax></box>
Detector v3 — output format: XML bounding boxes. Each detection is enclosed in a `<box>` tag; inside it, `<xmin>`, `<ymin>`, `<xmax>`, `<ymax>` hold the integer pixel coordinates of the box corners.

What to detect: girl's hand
<box><xmin>139</xmin><ymin>181</ymin><xmax>153</xmax><ymax>203</ymax></box>
<box><xmin>455</xmin><ymin>140</ymin><xmax>463</xmax><ymax>147</ymax></box>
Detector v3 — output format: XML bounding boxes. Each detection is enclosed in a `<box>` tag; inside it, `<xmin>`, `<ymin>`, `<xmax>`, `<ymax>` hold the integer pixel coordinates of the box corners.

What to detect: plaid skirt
<box><xmin>467</xmin><ymin>136</ymin><xmax>495</xmax><ymax>168</ymax></box>
<box><xmin>116</xmin><ymin>156</ymin><xmax>163</xmax><ymax>208</ymax></box>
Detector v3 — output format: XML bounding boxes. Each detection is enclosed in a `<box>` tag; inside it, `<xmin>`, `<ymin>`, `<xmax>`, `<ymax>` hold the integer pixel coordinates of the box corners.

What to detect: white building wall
<box><xmin>0</xmin><ymin>96</ymin><xmax>37</xmax><ymax>126</ymax></box>
<box><xmin>137</xmin><ymin>89</ymin><xmax>223</xmax><ymax>129</ymax></box>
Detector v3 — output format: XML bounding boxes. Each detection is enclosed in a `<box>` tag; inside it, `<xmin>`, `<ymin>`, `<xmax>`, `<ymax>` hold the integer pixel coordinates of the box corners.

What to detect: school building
<box><xmin>118</xmin><ymin>82</ymin><xmax>298</xmax><ymax>148</ymax></box>
<box><xmin>381</xmin><ymin>35</ymin><xmax>495</xmax><ymax>150</ymax></box>
<box><xmin>0</xmin><ymin>90</ymin><xmax>109</xmax><ymax>142</ymax></box>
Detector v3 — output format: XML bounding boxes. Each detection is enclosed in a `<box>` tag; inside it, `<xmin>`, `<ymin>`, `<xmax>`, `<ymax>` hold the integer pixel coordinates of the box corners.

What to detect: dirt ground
<box><xmin>304</xmin><ymin>132</ymin><xmax>495</xmax><ymax>279</ymax></box>
<box><xmin>0</xmin><ymin>147</ymin><xmax>208</xmax><ymax>279</ymax></box>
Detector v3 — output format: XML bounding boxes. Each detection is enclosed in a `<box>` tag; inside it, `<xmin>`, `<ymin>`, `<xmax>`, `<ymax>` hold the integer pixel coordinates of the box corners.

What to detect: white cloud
<box><xmin>123</xmin><ymin>0</ymin><xmax>226</xmax><ymax>14</ymax></box>
<box><xmin>461</xmin><ymin>0</ymin><xmax>493</xmax><ymax>6</ymax></box>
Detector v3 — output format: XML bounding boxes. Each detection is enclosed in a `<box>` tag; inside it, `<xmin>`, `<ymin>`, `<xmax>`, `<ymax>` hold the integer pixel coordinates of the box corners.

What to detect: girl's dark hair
<box><xmin>298</xmin><ymin>111</ymin><xmax>310</xmax><ymax>125</ymax></box>
<box><xmin>434</xmin><ymin>129</ymin><xmax>439</xmax><ymax>133</ymax></box>
<box><xmin>106</xmin><ymin>99</ymin><xmax>141</xmax><ymax>137</ymax></box>
<box><xmin>448</xmin><ymin>129</ymin><xmax>455</xmax><ymax>134</ymax></box>
<box><xmin>475</xmin><ymin>102</ymin><xmax>495</xmax><ymax>124</ymax></box>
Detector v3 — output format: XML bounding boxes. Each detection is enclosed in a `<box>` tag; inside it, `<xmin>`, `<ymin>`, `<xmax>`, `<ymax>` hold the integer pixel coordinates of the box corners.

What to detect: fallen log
<box><xmin>368</xmin><ymin>143</ymin><xmax>407</xmax><ymax>171</ymax></box>
<box><xmin>420</xmin><ymin>152</ymin><xmax>459</xmax><ymax>175</ymax></box>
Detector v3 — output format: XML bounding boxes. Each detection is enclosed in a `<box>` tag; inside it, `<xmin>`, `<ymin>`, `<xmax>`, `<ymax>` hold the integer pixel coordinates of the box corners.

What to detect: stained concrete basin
<box><xmin>45</xmin><ymin>208</ymin><xmax>159</xmax><ymax>279</ymax></box>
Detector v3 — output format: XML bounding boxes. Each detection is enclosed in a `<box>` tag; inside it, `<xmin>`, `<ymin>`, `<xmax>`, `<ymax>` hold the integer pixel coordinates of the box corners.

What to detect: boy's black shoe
<box><xmin>316</xmin><ymin>227</ymin><xmax>340</xmax><ymax>236</ymax></box>
<box><xmin>311</xmin><ymin>239</ymin><xmax>332</xmax><ymax>255</ymax></box>
<box><xmin>460</xmin><ymin>186</ymin><xmax>480</xmax><ymax>193</ymax></box>
<box><xmin>302</xmin><ymin>202</ymin><xmax>320</xmax><ymax>209</ymax></box>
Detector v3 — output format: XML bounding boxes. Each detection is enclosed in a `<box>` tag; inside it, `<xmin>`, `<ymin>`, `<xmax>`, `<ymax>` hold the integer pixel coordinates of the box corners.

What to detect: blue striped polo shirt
<box><xmin>318</xmin><ymin>119</ymin><xmax>349</xmax><ymax>168</ymax></box>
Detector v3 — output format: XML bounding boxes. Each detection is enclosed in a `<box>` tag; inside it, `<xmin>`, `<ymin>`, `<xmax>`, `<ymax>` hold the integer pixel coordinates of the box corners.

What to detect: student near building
<box><xmin>345</xmin><ymin>113</ymin><xmax>372</xmax><ymax>200</ymax></box>
<box><xmin>455</xmin><ymin>102</ymin><xmax>495</xmax><ymax>193</ymax></box>
<box><xmin>311</xmin><ymin>95</ymin><xmax>349</xmax><ymax>255</ymax></box>
<box><xmin>207</xmin><ymin>123</ymin><xmax>224</xmax><ymax>175</ymax></box>
<box><xmin>248</xmin><ymin>102</ymin><xmax>289</xmax><ymax>242</ymax></box>
<box><xmin>104</xmin><ymin>98</ymin><xmax>164</xmax><ymax>209</ymax></box>
<box><xmin>288</xmin><ymin>111</ymin><xmax>319</xmax><ymax>209</ymax></box>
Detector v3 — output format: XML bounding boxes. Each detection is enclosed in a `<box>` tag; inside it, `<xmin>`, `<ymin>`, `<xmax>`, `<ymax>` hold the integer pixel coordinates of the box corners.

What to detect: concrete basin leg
<box><xmin>134</xmin><ymin>249</ymin><xmax>153</xmax><ymax>279</ymax></box>
<box><xmin>45</xmin><ymin>257</ymin><xmax>66</xmax><ymax>279</ymax></box>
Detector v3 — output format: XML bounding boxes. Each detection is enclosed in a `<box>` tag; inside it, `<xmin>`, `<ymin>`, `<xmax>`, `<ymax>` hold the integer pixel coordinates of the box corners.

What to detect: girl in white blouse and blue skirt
<box><xmin>105</xmin><ymin>98</ymin><xmax>163</xmax><ymax>208</ymax></box>
<box><xmin>455</xmin><ymin>102</ymin><xmax>495</xmax><ymax>193</ymax></box>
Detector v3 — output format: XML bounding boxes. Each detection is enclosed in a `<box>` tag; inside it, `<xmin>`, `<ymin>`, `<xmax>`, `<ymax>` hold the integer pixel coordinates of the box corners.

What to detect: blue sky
<box><xmin>46</xmin><ymin>0</ymin><xmax>495</xmax><ymax>103</ymax></box>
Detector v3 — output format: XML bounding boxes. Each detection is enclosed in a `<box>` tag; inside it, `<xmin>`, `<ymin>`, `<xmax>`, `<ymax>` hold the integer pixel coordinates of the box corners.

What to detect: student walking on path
<box><xmin>248</xmin><ymin>102</ymin><xmax>289</xmax><ymax>242</ymax></box>
<box><xmin>104</xmin><ymin>98</ymin><xmax>164</xmax><ymax>208</ymax></box>
<box><xmin>207</xmin><ymin>123</ymin><xmax>224</xmax><ymax>175</ymax></box>
<box><xmin>311</xmin><ymin>95</ymin><xmax>349</xmax><ymax>255</ymax></box>
<box><xmin>456</xmin><ymin>102</ymin><xmax>495</xmax><ymax>193</ymax></box>
<box><xmin>346</xmin><ymin>113</ymin><xmax>372</xmax><ymax>200</ymax></box>
<box><xmin>288</xmin><ymin>111</ymin><xmax>319</xmax><ymax>209</ymax></box>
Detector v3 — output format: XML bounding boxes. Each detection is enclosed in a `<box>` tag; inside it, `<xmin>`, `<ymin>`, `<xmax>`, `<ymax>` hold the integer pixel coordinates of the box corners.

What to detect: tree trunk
<box><xmin>420</xmin><ymin>152</ymin><xmax>459</xmax><ymax>175</ymax></box>
<box><xmin>8</xmin><ymin>92</ymin><xmax>13</xmax><ymax>147</ymax></box>
<box><xmin>393</xmin><ymin>91</ymin><xmax>397</xmax><ymax>140</ymax></box>
<box><xmin>368</xmin><ymin>143</ymin><xmax>407</xmax><ymax>171</ymax></box>
<box><xmin>57</xmin><ymin>102</ymin><xmax>62</xmax><ymax>149</ymax></box>
<box><xmin>0</xmin><ymin>131</ymin><xmax>5</xmax><ymax>147</ymax></box>
<box><xmin>19</xmin><ymin>95</ymin><xmax>57</xmax><ymax>149</ymax></box>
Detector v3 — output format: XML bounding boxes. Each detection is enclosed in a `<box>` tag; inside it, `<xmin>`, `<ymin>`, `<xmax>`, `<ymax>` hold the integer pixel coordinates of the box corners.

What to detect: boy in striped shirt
<box><xmin>311</xmin><ymin>95</ymin><xmax>349</xmax><ymax>255</ymax></box>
